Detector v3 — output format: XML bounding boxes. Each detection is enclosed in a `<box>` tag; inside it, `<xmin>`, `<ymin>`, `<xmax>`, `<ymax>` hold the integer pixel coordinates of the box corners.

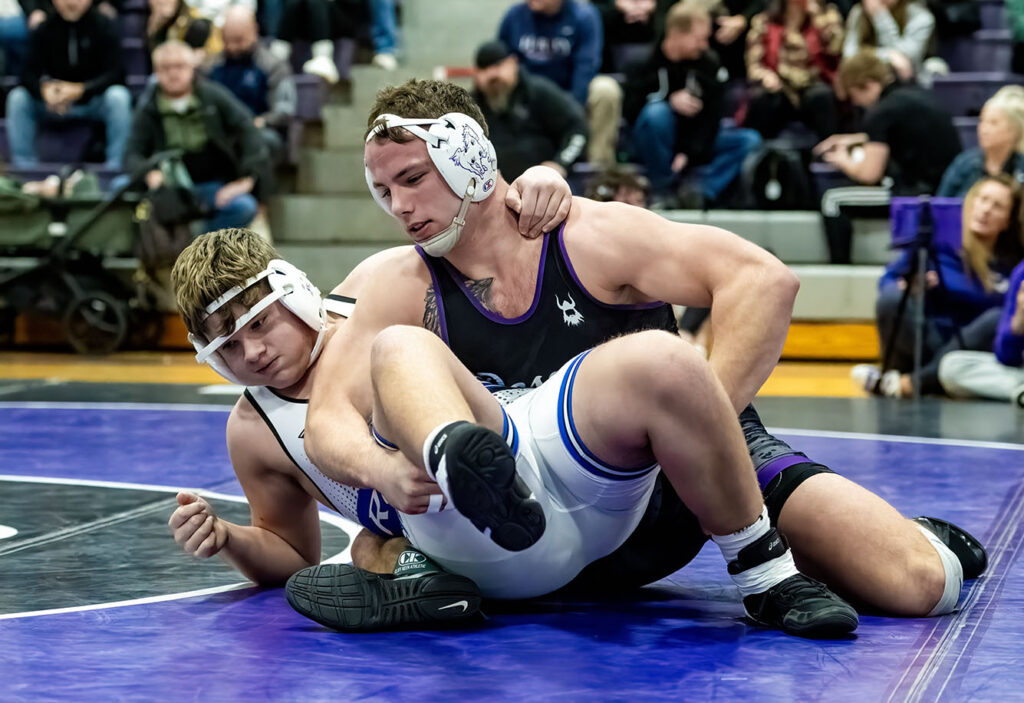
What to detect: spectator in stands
<box><xmin>269</xmin><ymin>0</ymin><xmax>352</xmax><ymax>83</ymax></box>
<box><xmin>125</xmin><ymin>40</ymin><xmax>266</xmax><ymax>231</ymax></box>
<box><xmin>369</xmin><ymin>0</ymin><xmax>399</xmax><ymax>70</ymax></box>
<box><xmin>939</xmin><ymin>259</ymin><xmax>1024</xmax><ymax>406</ymax></box>
<box><xmin>815</xmin><ymin>50</ymin><xmax>960</xmax><ymax>262</ymax></box>
<box><xmin>937</xmin><ymin>86</ymin><xmax>1024</xmax><ymax>198</ymax></box>
<box><xmin>842</xmin><ymin>0</ymin><xmax>935</xmax><ymax>84</ymax></box>
<box><xmin>498</xmin><ymin>0</ymin><xmax>622</xmax><ymax>166</ymax></box>
<box><xmin>743</xmin><ymin>0</ymin><xmax>844</xmax><ymax>140</ymax></box>
<box><xmin>147</xmin><ymin>0</ymin><xmax>220</xmax><ymax>65</ymax></box>
<box><xmin>707</xmin><ymin>0</ymin><xmax>767</xmax><ymax>82</ymax></box>
<box><xmin>207</xmin><ymin>5</ymin><xmax>295</xmax><ymax>167</ymax></box>
<box><xmin>0</xmin><ymin>0</ymin><xmax>29</xmax><ymax>76</ymax></box>
<box><xmin>624</xmin><ymin>1</ymin><xmax>762</xmax><ymax>208</ymax></box>
<box><xmin>5</xmin><ymin>0</ymin><xmax>130</xmax><ymax>168</ymax></box>
<box><xmin>585</xmin><ymin>164</ymin><xmax>650</xmax><ymax>206</ymax></box>
<box><xmin>854</xmin><ymin>174</ymin><xmax>1024</xmax><ymax>397</ymax></box>
<box><xmin>594</xmin><ymin>0</ymin><xmax>659</xmax><ymax>73</ymax></box>
<box><xmin>471</xmin><ymin>40</ymin><xmax>588</xmax><ymax>181</ymax></box>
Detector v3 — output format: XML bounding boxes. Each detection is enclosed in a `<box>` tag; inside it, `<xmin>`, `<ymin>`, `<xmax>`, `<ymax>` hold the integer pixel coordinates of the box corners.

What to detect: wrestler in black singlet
<box><xmin>417</xmin><ymin>224</ymin><xmax>708</xmax><ymax>592</ymax></box>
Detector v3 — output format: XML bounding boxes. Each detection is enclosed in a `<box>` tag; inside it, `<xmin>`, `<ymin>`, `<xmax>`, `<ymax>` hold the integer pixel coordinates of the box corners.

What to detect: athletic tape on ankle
<box><xmin>728</xmin><ymin>550</ymin><xmax>801</xmax><ymax>597</ymax></box>
<box><xmin>915</xmin><ymin>523</ymin><xmax>963</xmax><ymax>616</ymax></box>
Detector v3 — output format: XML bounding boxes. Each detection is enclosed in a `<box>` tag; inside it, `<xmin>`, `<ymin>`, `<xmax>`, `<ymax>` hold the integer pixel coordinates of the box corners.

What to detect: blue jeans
<box><xmin>193</xmin><ymin>181</ymin><xmax>259</xmax><ymax>232</ymax></box>
<box><xmin>5</xmin><ymin>84</ymin><xmax>132</xmax><ymax>169</ymax></box>
<box><xmin>631</xmin><ymin>100</ymin><xmax>762</xmax><ymax>200</ymax></box>
<box><xmin>369</xmin><ymin>0</ymin><xmax>398</xmax><ymax>54</ymax></box>
<box><xmin>0</xmin><ymin>15</ymin><xmax>28</xmax><ymax>76</ymax></box>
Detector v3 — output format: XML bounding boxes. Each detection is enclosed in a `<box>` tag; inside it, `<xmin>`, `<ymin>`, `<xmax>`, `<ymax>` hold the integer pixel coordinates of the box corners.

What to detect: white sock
<box><xmin>915</xmin><ymin>523</ymin><xmax>964</xmax><ymax>616</ymax></box>
<box><xmin>422</xmin><ymin>422</ymin><xmax>465</xmax><ymax>506</ymax></box>
<box><xmin>311</xmin><ymin>39</ymin><xmax>334</xmax><ymax>59</ymax></box>
<box><xmin>711</xmin><ymin>506</ymin><xmax>800</xmax><ymax>597</ymax></box>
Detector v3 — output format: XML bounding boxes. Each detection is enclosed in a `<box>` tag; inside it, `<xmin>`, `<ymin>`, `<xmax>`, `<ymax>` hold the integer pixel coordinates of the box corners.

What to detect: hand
<box><xmin>374</xmin><ymin>451</ymin><xmax>444</xmax><ymax>515</ymax></box>
<box><xmin>813</xmin><ymin>133</ymin><xmax>865</xmax><ymax>157</ymax></box>
<box><xmin>40</xmin><ymin>81</ymin><xmax>64</xmax><ymax>108</ymax></box>
<box><xmin>616</xmin><ymin>0</ymin><xmax>655</xmax><ymax>23</ymax></box>
<box><xmin>506</xmin><ymin>164</ymin><xmax>573</xmax><ymax>238</ymax></box>
<box><xmin>98</xmin><ymin>1</ymin><xmax>117</xmax><ymax>17</ymax></box>
<box><xmin>168</xmin><ymin>492</ymin><xmax>228</xmax><ymax>558</ymax></box>
<box><xmin>61</xmin><ymin>82</ymin><xmax>84</xmax><ymax>104</ymax></box>
<box><xmin>215</xmin><ymin>177</ymin><xmax>254</xmax><ymax>209</ymax></box>
<box><xmin>253</xmin><ymin>116</ymin><xmax>266</xmax><ymax>129</ymax></box>
<box><xmin>669</xmin><ymin>89</ymin><xmax>703</xmax><ymax>117</ymax></box>
<box><xmin>145</xmin><ymin>169</ymin><xmax>164</xmax><ymax>190</ymax></box>
<box><xmin>671</xmin><ymin>152</ymin><xmax>689</xmax><ymax>172</ymax></box>
<box><xmin>888</xmin><ymin>51</ymin><xmax>914</xmax><ymax>81</ymax></box>
<box><xmin>28</xmin><ymin>9</ymin><xmax>46</xmax><ymax>28</ymax></box>
<box><xmin>862</xmin><ymin>0</ymin><xmax>885</xmax><ymax>17</ymax></box>
<box><xmin>761</xmin><ymin>72</ymin><xmax>782</xmax><ymax>92</ymax></box>
<box><xmin>715</xmin><ymin>15</ymin><xmax>746</xmax><ymax>45</ymax></box>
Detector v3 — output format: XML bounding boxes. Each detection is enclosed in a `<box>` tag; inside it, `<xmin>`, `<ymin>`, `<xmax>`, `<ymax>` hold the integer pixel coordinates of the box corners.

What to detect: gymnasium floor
<box><xmin>2</xmin><ymin>353</ymin><xmax>1022</xmax><ymax>703</ymax></box>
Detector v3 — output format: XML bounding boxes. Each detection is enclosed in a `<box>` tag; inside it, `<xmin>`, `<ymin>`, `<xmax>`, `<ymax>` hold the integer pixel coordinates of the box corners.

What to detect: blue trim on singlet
<box><xmin>414</xmin><ymin>245</ymin><xmax>451</xmax><ymax>345</ymax></box>
<box><xmin>371</xmin><ymin>425</ymin><xmax>399</xmax><ymax>451</ymax></box>
<box><xmin>556</xmin><ymin>351</ymin><xmax>659</xmax><ymax>481</ymax></box>
<box><xmin>501</xmin><ymin>405</ymin><xmax>520</xmax><ymax>456</ymax></box>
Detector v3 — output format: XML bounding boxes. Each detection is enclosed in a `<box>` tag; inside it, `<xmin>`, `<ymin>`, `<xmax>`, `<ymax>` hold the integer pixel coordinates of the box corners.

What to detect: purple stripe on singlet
<box><xmin>755</xmin><ymin>454</ymin><xmax>809</xmax><ymax>491</ymax></box>
<box><xmin>439</xmin><ymin>234</ymin><xmax>549</xmax><ymax>325</ymax></box>
<box><xmin>556</xmin><ymin>222</ymin><xmax>667</xmax><ymax>311</ymax></box>
<box><xmin>415</xmin><ymin>245</ymin><xmax>450</xmax><ymax>344</ymax></box>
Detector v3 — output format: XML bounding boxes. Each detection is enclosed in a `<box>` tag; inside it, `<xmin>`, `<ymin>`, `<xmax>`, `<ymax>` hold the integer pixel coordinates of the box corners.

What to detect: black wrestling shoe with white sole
<box><xmin>728</xmin><ymin>527</ymin><xmax>858</xmax><ymax>638</ymax></box>
<box><xmin>286</xmin><ymin>564</ymin><xmax>482</xmax><ymax>632</ymax></box>
<box><xmin>437</xmin><ymin>423</ymin><xmax>546</xmax><ymax>552</ymax></box>
<box><xmin>912</xmin><ymin>516</ymin><xmax>988</xmax><ymax>580</ymax></box>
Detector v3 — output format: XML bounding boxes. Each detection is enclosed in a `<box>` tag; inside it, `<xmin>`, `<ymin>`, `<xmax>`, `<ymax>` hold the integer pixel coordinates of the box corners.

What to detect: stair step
<box><xmin>268</xmin><ymin>194</ymin><xmax>403</xmax><ymax>243</ymax></box>
<box><xmin>297</xmin><ymin>148</ymin><xmax>370</xmax><ymax>193</ymax></box>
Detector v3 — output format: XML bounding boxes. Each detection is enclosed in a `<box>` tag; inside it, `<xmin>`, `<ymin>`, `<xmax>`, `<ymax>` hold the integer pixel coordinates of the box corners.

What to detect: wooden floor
<box><xmin>0</xmin><ymin>351</ymin><xmax>870</xmax><ymax>398</ymax></box>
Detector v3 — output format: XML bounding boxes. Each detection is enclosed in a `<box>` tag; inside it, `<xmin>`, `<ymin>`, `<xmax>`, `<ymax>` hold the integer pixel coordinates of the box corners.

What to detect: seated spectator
<box><xmin>270</xmin><ymin>0</ymin><xmax>354</xmax><ymax>84</ymax></box>
<box><xmin>207</xmin><ymin>5</ymin><xmax>295</xmax><ymax>168</ymax></box>
<box><xmin>0</xmin><ymin>0</ymin><xmax>29</xmax><ymax>76</ymax></box>
<box><xmin>147</xmin><ymin>0</ymin><xmax>220</xmax><ymax>65</ymax></box>
<box><xmin>937</xmin><ymin>86</ymin><xmax>1024</xmax><ymax>198</ymax></box>
<box><xmin>743</xmin><ymin>0</ymin><xmax>844</xmax><ymax>140</ymax></box>
<box><xmin>498</xmin><ymin>0</ymin><xmax>622</xmax><ymax>166</ymax></box>
<box><xmin>815</xmin><ymin>49</ymin><xmax>960</xmax><ymax>262</ymax></box>
<box><xmin>471</xmin><ymin>39</ymin><xmax>588</xmax><ymax>181</ymax></box>
<box><xmin>5</xmin><ymin>0</ymin><xmax>130</xmax><ymax>168</ymax></box>
<box><xmin>708</xmin><ymin>0</ymin><xmax>768</xmax><ymax>82</ymax></box>
<box><xmin>854</xmin><ymin>174</ymin><xmax>1024</xmax><ymax>397</ymax></box>
<box><xmin>624</xmin><ymin>1</ymin><xmax>762</xmax><ymax>208</ymax></box>
<box><xmin>594</xmin><ymin>0</ymin><xmax>659</xmax><ymax>73</ymax></box>
<box><xmin>842</xmin><ymin>0</ymin><xmax>935</xmax><ymax>84</ymax></box>
<box><xmin>939</xmin><ymin>259</ymin><xmax>1024</xmax><ymax>405</ymax></box>
<box><xmin>125</xmin><ymin>40</ymin><xmax>267</xmax><ymax>232</ymax></box>
<box><xmin>585</xmin><ymin>164</ymin><xmax>650</xmax><ymax>206</ymax></box>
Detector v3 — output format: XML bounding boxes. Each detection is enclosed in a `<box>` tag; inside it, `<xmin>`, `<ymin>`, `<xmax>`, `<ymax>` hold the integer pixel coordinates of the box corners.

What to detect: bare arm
<box><xmin>565</xmin><ymin>199</ymin><xmax>799</xmax><ymax>411</ymax></box>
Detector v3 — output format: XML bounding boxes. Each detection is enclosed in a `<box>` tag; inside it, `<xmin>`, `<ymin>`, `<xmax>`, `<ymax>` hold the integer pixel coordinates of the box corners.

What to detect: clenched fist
<box><xmin>168</xmin><ymin>492</ymin><xmax>228</xmax><ymax>559</ymax></box>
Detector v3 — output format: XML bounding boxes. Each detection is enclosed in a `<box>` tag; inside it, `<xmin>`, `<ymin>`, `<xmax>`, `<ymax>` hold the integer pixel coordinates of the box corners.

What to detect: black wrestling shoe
<box><xmin>738</xmin><ymin>404</ymin><xmax>808</xmax><ymax>470</ymax></box>
<box><xmin>437</xmin><ymin>423</ymin><xmax>546</xmax><ymax>552</ymax></box>
<box><xmin>728</xmin><ymin>527</ymin><xmax>858</xmax><ymax>638</ymax></box>
<box><xmin>912</xmin><ymin>516</ymin><xmax>988</xmax><ymax>580</ymax></box>
<box><xmin>285</xmin><ymin>563</ymin><xmax>482</xmax><ymax>632</ymax></box>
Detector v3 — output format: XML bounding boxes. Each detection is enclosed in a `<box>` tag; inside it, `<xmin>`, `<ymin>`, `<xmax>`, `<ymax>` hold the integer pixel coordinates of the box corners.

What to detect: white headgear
<box><xmin>189</xmin><ymin>259</ymin><xmax>326</xmax><ymax>385</ymax></box>
<box><xmin>365</xmin><ymin>112</ymin><xmax>498</xmax><ymax>257</ymax></box>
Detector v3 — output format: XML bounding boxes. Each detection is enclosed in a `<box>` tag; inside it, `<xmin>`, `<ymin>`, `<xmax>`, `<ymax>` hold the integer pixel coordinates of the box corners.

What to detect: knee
<box><xmin>736</xmin><ymin>128</ymin><xmax>763</xmax><ymax>154</ymax></box>
<box><xmin>103</xmin><ymin>85</ymin><xmax>132</xmax><ymax>113</ymax></box>
<box><xmin>228</xmin><ymin>193</ymin><xmax>259</xmax><ymax>224</ymax></box>
<box><xmin>370</xmin><ymin>324</ymin><xmax>434</xmax><ymax>373</ymax></box>
<box><xmin>614</xmin><ymin>330</ymin><xmax>710</xmax><ymax>397</ymax></box>
<box><xmin>903</xmin><ymin>540</ymin><xmax>954</xmax><ymax>617</ymax></box>
<box><xmin>588</xmin><ymin>75</ymin><xmax>623</xmax><ymax>106</ymax></box>
<box><xmin>6</xmin><ymin>85</ymin><xmax>30</xmax><ymax>113</ymax></box>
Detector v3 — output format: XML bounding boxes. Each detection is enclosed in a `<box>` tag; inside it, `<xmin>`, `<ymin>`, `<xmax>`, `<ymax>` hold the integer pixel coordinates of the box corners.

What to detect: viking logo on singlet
<box><xmin>556</xmin><ymin>293</ymin><xmax>584</xmax><ymax>327</ymax></box>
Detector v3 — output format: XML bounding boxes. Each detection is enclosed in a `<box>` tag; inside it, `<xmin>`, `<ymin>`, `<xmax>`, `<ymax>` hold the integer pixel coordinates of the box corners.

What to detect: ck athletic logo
<box><xmin>398</xmin><ymin>551</ymin><xmax>427</xmax><ymax>566</ymax></box>
<box><xmin>556</xmin><ymin>293</ymin><xmax>584</xmax><ymax>327</ymax></box>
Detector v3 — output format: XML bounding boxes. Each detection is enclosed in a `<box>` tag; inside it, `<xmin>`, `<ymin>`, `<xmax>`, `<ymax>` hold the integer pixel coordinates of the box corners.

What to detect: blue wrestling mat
<box><xmin>1</xmin><ymin>400</ymin><xmax>1022</xmax><ymax>702</ymax></box>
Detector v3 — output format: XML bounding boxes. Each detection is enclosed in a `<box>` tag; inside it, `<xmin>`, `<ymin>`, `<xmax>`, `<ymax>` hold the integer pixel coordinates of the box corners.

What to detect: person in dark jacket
<box><xmin>4</xmin><ymin>0</ymin><xmax>130</xmax><ymax>167</ymax></box>
<box><xmin>471</xmin><ymin>39</ymin><xmax>588</xmax><ymax>181</ymax></box>
<box><xmin>125</xmin><ymin>40</ymin><xmax>268</xmax><ymax>231</ymax></box>
<box><xmin>624</xmin><ymin>2</ymin><xmax>761</xmax><ymax>207</ymax></box>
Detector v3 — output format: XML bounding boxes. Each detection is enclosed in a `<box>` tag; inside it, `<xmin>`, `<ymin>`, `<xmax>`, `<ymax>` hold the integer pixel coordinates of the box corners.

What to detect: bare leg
<box><xmin>350</xmin><ymin>529</ymin><xmax>411</xmax><ymax>573</ymax></box>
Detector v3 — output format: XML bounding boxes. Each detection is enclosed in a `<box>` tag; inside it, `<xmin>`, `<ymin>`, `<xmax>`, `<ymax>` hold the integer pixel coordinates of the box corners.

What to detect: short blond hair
<box><xmin>171</xmin><ymin>228</ymin><xmax>278</xmax><ymax>336</ymax></box>
<box><xmin>984</xmin><ymin>85</ymin><xmax>1024</xmax><ymax>152</ymax></box>
<box><xmin>838</xmin><ymin>49</ymin><xmax>894</xmax><ymax>92</ymax></box>
<box><xmin>665</xmin><ymin>0</ymin><xmax>710</xmax><ymax>33</ymax></box>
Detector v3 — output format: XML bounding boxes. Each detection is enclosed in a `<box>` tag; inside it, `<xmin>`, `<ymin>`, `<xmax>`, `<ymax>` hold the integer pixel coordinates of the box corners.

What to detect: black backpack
<box><xmin>740</xmin><ymin>147</ymin><xmax>815</xmax><ymax>211</ymax></box>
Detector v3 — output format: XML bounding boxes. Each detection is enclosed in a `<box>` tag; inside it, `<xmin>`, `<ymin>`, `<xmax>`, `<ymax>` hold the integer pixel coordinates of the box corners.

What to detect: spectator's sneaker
<box><xmin>435</xmin><ymin>423</ymin><xmax>546</xmax><ymax>552</ymax></box>
<box><xmin>912</xmin><ymin>516</ymin><xmax>988</xmax><ymax>580</ymax></box>
<box><xmin>286</xmin><ymin>563</ymin><xmax>482</xmax><ymax>632</ymax></box>
<box><xmin>742</xmin><ymin>574</ymin><xmax>860</xmax><ymax>638</ymax></box>
<box><xmin>303</xmin><ymin>55</ymin><xmax>339</xmax><ymax>84</ymax></box>
<box><xmin>1013</xmin><ymin>383</ymin><xmax>1024</xmax><ymax>409</ymax></box>
<box><xmin>851</xmin><ymin>364</ymin><xmax>903</xmax><ymax>397</ymax></box>
<box><xmin>372</xmin><ymin>52</ymin><xmax>398</xmax><ymax>71</ymax></box>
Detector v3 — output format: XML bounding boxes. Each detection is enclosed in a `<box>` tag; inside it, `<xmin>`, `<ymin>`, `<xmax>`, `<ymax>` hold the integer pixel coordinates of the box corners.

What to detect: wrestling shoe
<box><xmin>433</xmin><ymin>422</ymin><xmax>546</xmax><ymax>552</ymax></box>
<box><xmin>285</xmin><ymin>563</ymin><xmax>482</xmax><ymax>632</ymax></box>
<box><xmin>739</xmin><ymin>404</ymin><xmax>807</xmax><ymax>470</ymax></box>
<box><xmin>912</xmin><ymin>516</ymin><xmax>988</xmax><ymax>580</ymax></box>
<box><xmin>729</xmin><ymin>528</ymin><xmax>859</xmax><ymax>638</ymax></box>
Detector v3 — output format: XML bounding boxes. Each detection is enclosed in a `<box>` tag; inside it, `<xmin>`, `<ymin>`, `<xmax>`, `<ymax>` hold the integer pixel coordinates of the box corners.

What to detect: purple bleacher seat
<box><xmin>889</xmin><ymin>197</ymin><xmax>963</xmax><ymax>253</ymax></box>
<box><xmin>954</xmin><ymin>116</ymin><xmax>979</xmax><ymax>149</ymax></box>
<box><xmin>931</xmin><ymin>72</ymin><xmax>1024</xmax><ymax>117</ymax></box>
<box><xmin>126</xmin><ymin>74</ymin><xmax>151</xmax><ymax>100</ymax></box>
<box><xmin>810</xmin><ymin>162</ymin><xmax>856</xmax><ymax>195</ymax></box>
<box><xmin>121</xmin><ymin>37</ymin><xmax>149</xmax><ymax>79</ymax></box>
<box><xmin>980</xmin><ymin>0</ymin><xmax>1007</xmax><ymax>30</ymax></box>
<box><xmin>118</xmin><ymin>11</ymin><xmax>148</xmax><ymax>41</ymax></box>
<box><xmin>294</xmin><ymin>74</ymin><xmax>326</xmax><ymax>121</ymax></box>
<box><xmin>940</xmin><ymin>29</ymin><xmax>1013</xmax><ymax>72</ymax></box>
<box><xmin>35</xmin><ymin>118</ymin><xmax>99</xmax><ymax>163</ymax></box>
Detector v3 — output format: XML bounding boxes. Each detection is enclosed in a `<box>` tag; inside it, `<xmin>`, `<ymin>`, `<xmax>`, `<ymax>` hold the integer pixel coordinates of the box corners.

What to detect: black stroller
<box><xmin>0</xmin><ymin>150</ymin><xmax>187</xmax><ymax>354</ymax></box>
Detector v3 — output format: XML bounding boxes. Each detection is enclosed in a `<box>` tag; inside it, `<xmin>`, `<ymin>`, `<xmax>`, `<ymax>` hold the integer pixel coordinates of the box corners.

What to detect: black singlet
<box><xmin>417</xmin><ymin>222</ymin><xmax>677</xmax><ymax>390</ymax></box>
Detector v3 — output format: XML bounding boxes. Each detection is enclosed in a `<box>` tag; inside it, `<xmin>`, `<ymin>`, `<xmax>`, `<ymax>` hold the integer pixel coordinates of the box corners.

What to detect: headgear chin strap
<box><xmin>365</xmin><ymin>112</ymin><xmax>498</xmax><ymax>257</ymax></box>
<box><xmin>189</xmin><ymin>259</ymin><xmax>326</xmax><ymax>385</ymax></box>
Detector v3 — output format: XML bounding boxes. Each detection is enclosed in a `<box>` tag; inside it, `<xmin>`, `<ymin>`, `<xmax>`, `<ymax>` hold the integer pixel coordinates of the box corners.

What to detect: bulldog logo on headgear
<box><xmin>449</xmin><ymin>123</ymin><xmax>493</xmax><ymax>179</ymax></box>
